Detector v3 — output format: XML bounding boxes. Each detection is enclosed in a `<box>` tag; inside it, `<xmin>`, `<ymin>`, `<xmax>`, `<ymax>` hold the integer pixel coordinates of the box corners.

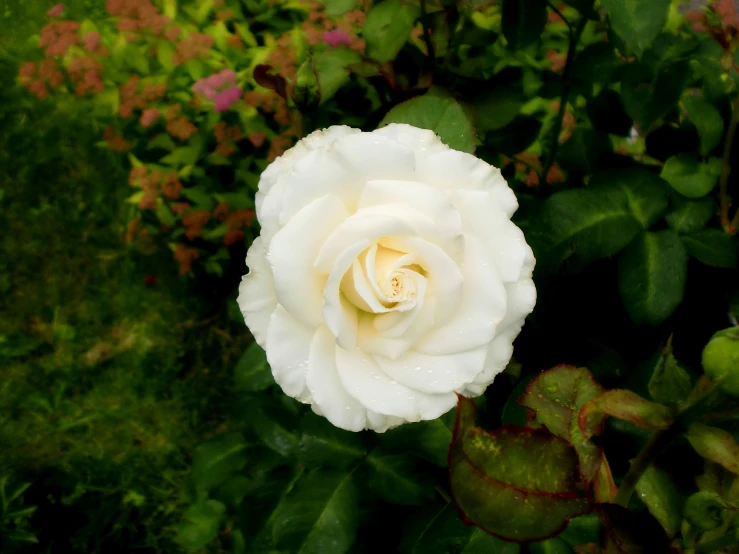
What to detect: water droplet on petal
<box><xmin>414</xmin><ymin>366</ymin><xmax>422</xmax><ymax>371</ymax></box>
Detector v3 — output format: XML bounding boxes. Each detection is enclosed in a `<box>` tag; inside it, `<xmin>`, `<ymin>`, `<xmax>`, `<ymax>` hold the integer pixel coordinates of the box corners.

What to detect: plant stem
<box><xmin>721</xmin><ymin>93</ymin><xmax>739</xmax><ymax>232</ymax></box>
<box><xmin>541</xmin><ymin>16</ymin><xmax>587</xmax><ymax>182</ymax></box>
<box><xmin>613</xmin><ymin>424</ymin><xmax>682</xmax><ymax>507</ymax></box>
<box><xmin>695</xmin><ymin>530</ymin><xmax>739</xmax><ymax>553</ymax></box>
<box><xmin>419</xmin><ymin>0</ymin><xmax>436</xmax><ymax>76</ymax></box>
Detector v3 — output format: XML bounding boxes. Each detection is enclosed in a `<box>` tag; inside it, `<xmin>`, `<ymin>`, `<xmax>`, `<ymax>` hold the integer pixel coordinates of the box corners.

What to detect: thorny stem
<box><xmin>420</xmin><ymin>0</ymin><xmax>436</xmax><ymax>75</ymax></box>
<box><xmin>541</xmin><ymin>16</ymin><xmax>587</xmax><ymax>183</ymax></box>
<box><xmin>721</xmin><ymin>93</ymin><xmax>739</xmax><ymax>232</ymax></box>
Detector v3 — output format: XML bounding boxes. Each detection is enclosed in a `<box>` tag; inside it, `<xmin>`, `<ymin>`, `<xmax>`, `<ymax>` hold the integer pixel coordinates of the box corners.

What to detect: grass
<box><xmin>0</xmin><ymin>36</ymin><xmax>250</xmax><ymax>552</ymax></box>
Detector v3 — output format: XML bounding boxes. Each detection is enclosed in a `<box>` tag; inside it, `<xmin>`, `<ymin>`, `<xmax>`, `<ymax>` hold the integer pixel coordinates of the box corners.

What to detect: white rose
<box><xmin>237</xmin><ymin>124</ymin><xmax>536</xmax><ymax>432</ymax></box>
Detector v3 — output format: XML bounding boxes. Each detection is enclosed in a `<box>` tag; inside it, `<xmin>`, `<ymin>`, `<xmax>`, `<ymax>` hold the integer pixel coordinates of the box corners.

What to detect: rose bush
<box><xmin>237</xmin><ymin>123</ymin><xmax>535</xmax><ymax>431</ymax></box>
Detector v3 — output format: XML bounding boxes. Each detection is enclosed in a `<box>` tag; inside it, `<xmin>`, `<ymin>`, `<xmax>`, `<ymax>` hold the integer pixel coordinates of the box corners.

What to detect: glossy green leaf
<box><xmin>176</xmin><ymin>499</ymin><xmax>226</xmax><ymax>550</ymax></box>
<box><xmin>634</xmin><ymin>466</ymin><xmax>683</xmax><ymax>538</ymax></box>
<box><xmin>298</xmin><ymin>412</ymin><xmax>366</xmax><ymax>470</ymax></box>
<box><xmin>618</xmin><ymin>231</ymin><xmax>688</xmax><ymax>326</ymax></box>
<box><xmin>364</xmin><ymin>0</ymin><xmax>420</xmax><ymax>63</ymax></box>
<box><xmin>400</xmin><ymin>502</ymin><xmax>520</xmax><ymax>554</ymax></box>
<box><xmin>600</xmin><ymin>0</ymin><xmax>671</xmax><ymax>56</ymax></box>
<box><xmin>234</xmin><ymin>342</ymin><xmax>274</xmax><ymax>392</ymax></box>
<box><xmin>260</xmin><ymin>468</ymin><xmax>359</xmax><ymax>554</ymax></box>
<box><xmin>242</xmin><ymin>466</ymin><xmax>303</xmax><ymax>547</ymax></box>
<box><xmin>683</xmin><ymin>96</ymin><xmax>724</xmax><ymax>156</ymax></box>
<box><xmin>449</xmin><ymin>396</ymin><xmax>590</xmax><ymax>542</ymax></box>
<box><xmin>648</xmin><ymin>346</ymin><xmax>692</xmax><ymax>407</ymax></box>
<box><xmin>579</xmin><ymin>390</ymin><xmax>674</xmax><ymax>437</ymax></box>
<box><xmin>378</xmin><ymin>418</ymin><xmax>452</xmax><ymax>467</ymax></box>
<box><xmin>380</xmin><ymin>89</ymin><xmax>476</xmax><ymax>153</ymax></box>
<box><xmin>529</xmin><ymin>538</ymin><xmax>573</xmax><ymax>554</ymax></box>
<box><xmin>686</xmin><ymin>423</ymin><xmax>739</xmax><ymax>475</ymax></box>
<box><xmin>189</xmin><ymin>432</ymin><xmax>248</xmax><ymax>495</ymax></box>
<box><xmin>315</xmin><ymin>48</ymin><xmax>362</xmax><ymax>105</ymax></box>
<box><xmin>501</xmin><ymin>0</ymin><xmax>548</xmax><ymax>50</ymax></box>
<box><xmin>469</xmin><ymin>86</ymin><xmax>525</xmax><ymax>132</ymax></box>
<box><xmin>590</xmin><ymin>168</ymin><xmax>670</xmax><ymax>228</ymax></box>
<box><xmin>366</xmin><ymin>451</ymin><xmax>434</xmax><ymax>506</ymax></box>
<box><xmin>682</xmin><ymin>230</ymin><xmax>737</xmax><ymax>269</ymax></box>
<box><xmin>622</xmin><ymin>61</ymin><xmax>690</xmax><ymax>129</ymax></box>
<box><xmin>661</xmin><ymin>154</ymin><xmax>722</xmax><ymax>198</ymax></box>
<box><xmin>519</xmin><ymin>365</ymin><xmax>605</xmax><ymax>482</ymax></box>
<box><xmin>537</xmin><ymin>186</ymin><xmax>641</xmax><ymax>273</ymax></box>
<box><xmin>665</xmin><ymin>196</ymin><xmax>716</xmax><ymax>234</ymax></box>
<box><xmin>249</xmin><ymin>401</ymin><xmax>300</xmax><ymax>458</ymax></box>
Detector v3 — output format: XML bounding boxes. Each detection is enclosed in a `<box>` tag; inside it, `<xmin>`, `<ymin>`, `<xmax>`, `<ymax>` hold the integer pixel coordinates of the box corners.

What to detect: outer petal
<box><xmin>265</xmin><ymin>306</ymin><xmax>316</xmax><ymax>403</ymax></box>
<box><xmin>268</xmin><ymin>195</ymin><xmax>349</xmax><ymax>328</ymax></box>
<box><xmin>237</xmin><ymin>237</ymin><xmax>277</xmax><ymax>348</ymax></box>
<box><xmin>306</xmin><ymin>326</ymin><xmax>368</xmax><ymax>432</ymax></box>
<box><xmin>335</xmin><ymin>347</ymin><xmax>457</xmax><ymax>422</ymax></box>
<box><xmin>418</xmin><ymin>150</ymin><xmax>518</xmax><ymax>217</ymax></box>
<box><xmin>371</xmin><ymin>124</ymin><xmax>448</xmax><ymax>161</ymax></box>
<box><xmin>416</xmin><ymin>235</ymin><xmax>507</xmax><ymax>355</ymax></box>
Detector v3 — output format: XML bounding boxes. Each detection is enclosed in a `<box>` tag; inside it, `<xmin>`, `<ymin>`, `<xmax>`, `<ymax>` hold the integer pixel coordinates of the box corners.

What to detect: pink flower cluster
<box><xmin>192</xmin><ymin>69</ymin><xmax>242</xmax><ymax>113</ymax></box>
<box><xmin>322</xmin><ymin>29</ymin><xmax>351</xmax><ymax>48</ymax></box>
<box><xmin>47</xmin><ymin>4</ymin><xmax>64</xmax><ymax>17</ymax></box>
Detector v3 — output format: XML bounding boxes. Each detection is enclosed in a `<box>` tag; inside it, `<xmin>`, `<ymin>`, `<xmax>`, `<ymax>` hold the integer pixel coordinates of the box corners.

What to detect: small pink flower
<box><xmin>47</xmin><ymin>4</ymin><xmax>64</xmax><ymax>17</ymax></box>
<box><xmin>322</xmin><ymin>29</ymin><xmax>351</xmax><ymax>48</ymax></box>
<box><xmin>83</xmin><ymin>31</ymin><xmax>101</xmax><ymax>52</ymax></box>
<box><xmin>214</xmin><ymin>85</ymin><xmax>243</xmax><ymax>112</ymax></box>
<box><xmin>140</xmin><ymin>108</ymin><xmax>161</xmax><ymax>127</ymax></box>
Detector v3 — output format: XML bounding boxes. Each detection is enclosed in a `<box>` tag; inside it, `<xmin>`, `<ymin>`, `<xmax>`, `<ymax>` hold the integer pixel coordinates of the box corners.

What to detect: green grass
<box><xmin>0</xmin><ymin>42</ymin><xmax>250</xmax><ymax>553</ymax></box>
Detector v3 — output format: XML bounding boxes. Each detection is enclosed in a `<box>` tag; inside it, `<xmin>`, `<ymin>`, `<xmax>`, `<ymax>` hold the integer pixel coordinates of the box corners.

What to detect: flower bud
<box><xmin>702</xmin><ymin>327</ymin><xmax>739</xmax><ymax>396</ymax></box>
<box><xmin>291</xmin><ymin>57</ymin><xmax>320</xmax><ymax>112</ymax></box>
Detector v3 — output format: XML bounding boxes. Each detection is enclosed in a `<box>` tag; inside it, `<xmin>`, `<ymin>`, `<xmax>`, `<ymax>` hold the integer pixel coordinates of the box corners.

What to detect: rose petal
<box><xmin>237</xmin><ymin>237</ymin><xmax>277</xmax><ymax>348</ymax></box>
<box><xmin>269</xmin><ymin>195</ymin><xmax>349</xmax><ymax>327</ymax></box>
<box><xmin>335</xmin><ymin>347</ymin><xmax>457</xmax><ymax>421</ymax></box>
<box><xmin>265</xmin><ymin>306</ymin><xmax>315</xmax><ymax>402</ymax></box>
<box><xmin>306</xmin><ymin>326</ymin><xmax>367</xmax><ymax>431</ymax></box>
<box><xmin>371</xmin><ymin>123</ymin><xmax>447</xmax><ymax>160</ymax></box>
<box><xmin>333</xmin><ymin>133</ymin><xmax>417</xmax><ymax>189</ymax></box>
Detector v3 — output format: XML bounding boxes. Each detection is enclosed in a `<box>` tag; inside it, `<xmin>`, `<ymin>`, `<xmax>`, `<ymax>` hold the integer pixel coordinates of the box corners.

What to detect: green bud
<box><xmin>292</xmin><ymin>56</ymin><xmax>321</xmax><ymax>112</ymax></box>
<box><xmin>683</xmin><ymin>491</ymin><xmax>726</xmax><ymax>531</ymax></box>
<box><xmin>702</xmin><ymin>327</ymin><xmax>739</xmax><ymax>397</ymax></box>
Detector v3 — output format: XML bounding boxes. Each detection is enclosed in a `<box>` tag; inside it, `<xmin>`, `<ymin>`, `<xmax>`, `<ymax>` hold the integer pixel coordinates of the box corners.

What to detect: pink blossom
<box><xmin>322</xmin><ymin>29</ymin><xmax>351</xmax><ymax>48</ymax></box>
<box><xmin>214</xmin><ymin>85</ymin><xmax>243</xmax><ymax>112</ymax></box>
<box><xmin>47</xmin><ymin>4</ymin><xmax>64</xmax><ymax>17</ymax></box>
<box><xmin>140</xmin><ymin>108</ymin><xmax>161</xmax><ymax>127</ymax></box>
<box><xmin>83</xmin><ymin>31</ymin><xmax>101</xmax><ymax>52</ymax></box>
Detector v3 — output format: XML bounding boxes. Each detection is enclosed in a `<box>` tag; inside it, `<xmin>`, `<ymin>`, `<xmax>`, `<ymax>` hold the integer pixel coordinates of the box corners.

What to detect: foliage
<box><xmin>6</xmin><ymin>0</ymin><xmax>739</xmax><ymax>552</ymax></box>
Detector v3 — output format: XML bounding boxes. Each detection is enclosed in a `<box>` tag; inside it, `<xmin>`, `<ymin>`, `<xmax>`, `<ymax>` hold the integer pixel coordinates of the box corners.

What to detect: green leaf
<box><xmin>126</xmin><ymin>45</ymin><xmax>150</xmax><ymax>75</ymax></box>
<box><xmin>665</xmin><ymin>196</ymin><xmax>716</xmax><ymax>234</ymax></box>
<box><xmin>157</xmin><ymin>40</ymin><xmax>175</xmax><ymax>71</ymax></box>
<box><xmin>648</xmin><ymin>345</ymin><xmax>692</xmax><ymax>407</ymax></box>
<box><xmin>212</xmin><ymin>475</ymin><xmax>250</xmax><ymax>508</ymax></box>
<box><xmin>519</xmin><ymin>365</ymin><xmax>605</xmax><ymax>482</ymax></box>
<box><xmin>250</xmin><ymin>403</ymin><xmax>300</xmax><ymax>458</ymax></box>
<box><xmin>189</xmin><ymin>432</ymin><xmax>248</xmax><ymax>495</ymax></box>
<box><xmin>536</xmin><ymin>186</ymin><xmax>642</xmax><ymax>273</ymax></box>
<box><xmin>298</xmin><ymin>412</ymin><xmax>366</xmax><ymax>470</ymax></box>
<box><xmin>528</xmin><ymin>538</ymin><xmax>573</xmax><ymax>554</ymax></box>
<box><xmin>378</xmin><ymin>418</ymin><xmax>452</xmax><ymax>467</ymax></box>
<box><xmin>181</xmin><ymin>186</ymin><xmax>215</xmax><ymax>210</ymax></box>
<box><xmin>501</xmin><ymin>0</ymin><xmax>548</xmax><ymax>50</ymax></box>
<box><xmin>155</xmin><ymin>200</ymin><xmax>176</xmax><ymax>226</ymax></box>
<box><xmin>147</xmin><ymin>133</ymin><xmax>177</xmax><ymax>151</ymax></box>
<box><xmin>315</xmin><ymin>48</ymin><xmax>362</xmax><ymax>105</ymax></box>
<box><xmin>600</xmin><ymin>0</ymin><xmax>671</xmax><ymax>56</ymax></box>
<box><xmin>634</xmin><ymin>466</ymin><xmax>682</xmax><ymax>538</ymax></box>
<box><xmin>686</xmin><ymin>423</ymin><xmax>739</xmax><ymax>475</ymax></box>
<box><xmin>590</xmin><ymin>168</ymin><xmax>670</xmax><ymax>229</ymax></box>
<box><xmin>449</xmin><ymin>397</ymin><xmax>590</xmax><ymax>542</ymax></box>
<box><xmin>469</xmin><ymin>86</ymin><xmax>525</xmax><ymax>132</ymax></box>
<box><xmin>176</xmin><ymin>499</ymin><xmax>226</xmax><ymax>550</ymax></box>
<box><xmin>364</xmin><ymin>0</ymin><xmax>420</xmax><ymax>63</ymax></box>
<box><xmin>185</xmin><ymin>58</ymin><xmax>205</xmax><ymax>81</ymax></box>
<box><xmin>366</xmin><ymin>451</ymin><xmax>434</xmax><ymax>506</ymax></box>
<box><xmin>261</xmin><ymin>468</ymin><xmax>359</xmax><ymax>554</ymax></box>
<box><xmin>557</xmin><ymin>127</ymin><xmax>611</xmax><ymax>175</ymax></box>
<box><xmin>683</xmin><ymin>491</ymin><xmax>726</xmax><ymax>531</ymax></box>
<box><xmin>579</xmin><ymin>390</ymin><xmax>674</xmax><ymax>437</ymax></box>
<box><xmin>621</xmin><ymin>61</ymin><xmax>690</xmax><ymax>129</ymax></box>
<box><xmin>400</xmin><ymin>502</ymin><xmax>520</xmax><ymax>554</ymax></box>
<box><xmin>683</xmin><ymin>96</ymin><xmax>724</xmax><ymax>156</ymax></box>
<box><xmin>618</xmin><ymin>231</ymin><xmax>688</xmax><ymax>325</ymax></box>
<box><xmin>380</xmin><ymin>89</ymin><xmax>476</xmax><ymax>153</ymax></box>
<box><xmin>661</xmin><ymin>154</ymin><xmax>721</xmax><ymax>198</ymax></box>
<box><xmin>322</xmin><ymin>0</ymin><xmax>357</xmax><ymax>16</ymax></box>
<box><xmin>234</xmin><ymin>342</ymin><xmax>274</xmax><ymax>392</ymax></box>
<box><xmin>682</xmin><ymin>230</ymin><xmax>738</xmax><ymax>269</ymax></box>
<box><xmin>558</xmin><ymin>514</ymin><xmax>601</xmax><ymax>548</ymax></box>
<box><xmin>483</xmin><ymin>116</ymin><xmax>542</xmax><ymax>156</ymax></box>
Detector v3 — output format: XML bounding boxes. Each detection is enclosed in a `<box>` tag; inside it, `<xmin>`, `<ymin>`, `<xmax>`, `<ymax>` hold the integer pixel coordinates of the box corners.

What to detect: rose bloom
<box><xmin>237</xmin><ymin>125</ymin><xmax>536</xmax><ymax>432</ymax></box>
